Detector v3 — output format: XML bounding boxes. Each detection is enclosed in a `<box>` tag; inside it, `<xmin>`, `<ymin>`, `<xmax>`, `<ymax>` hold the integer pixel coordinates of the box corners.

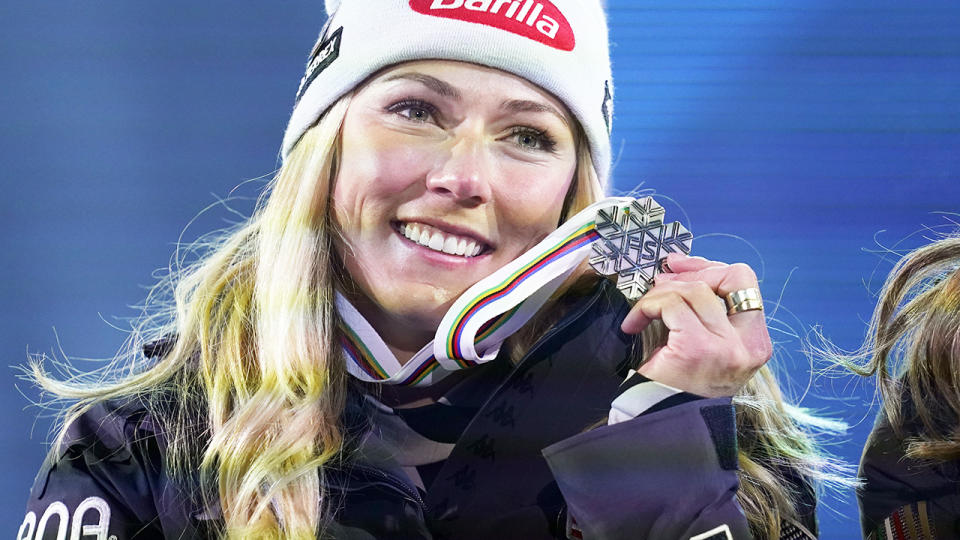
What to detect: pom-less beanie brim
<box><xmin>282</xmin><ymin>0</ymin><xmax>613</xmax><ymax>187</ymax></box>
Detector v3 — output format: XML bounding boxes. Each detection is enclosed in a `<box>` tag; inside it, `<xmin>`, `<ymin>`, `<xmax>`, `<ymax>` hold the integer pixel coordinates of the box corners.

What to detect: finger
<box><xmin>620</xmin><ymin>298</ymin><xmax>653</xmax><ymax>334</ymax></box>
<box><xmin>621</xmin><ymin>287</ymin><xmax>704</xmax><ymax>335</ymax></box>
<box><xmin>729</xmin><ymin>309</ymin><xmax>773</xmax><ymax>361</ymax></box>
<box><xmin>641</xmin><ymin>280</ymin><xmax>731</xmax><ymax>336</ymax></box>
<box><xmin>659</xmin><ymin>262</ymin><xmax>759</xmax><ymax>298</ymax></box>
<box><xmin>621</xmin><ymin>286</ymin><xmax>672</xmax><ymax>334</ymax></box>
<box><xmin>657</xmin><ymin>263</ymin><xmax>769</xmax><ymax>349</ymax></box>
<box><xmin>663</xmin><ymin>253</ymin><xmax>727</xmax><ymax>274</ymax></box>
<box><xmin>645</xmin><ymin>290</ymin><xmax>704</xmax><ymax>335</ymax></box>
<box><xmin>622</xmin><ymin>283</ymin><xmax>680</xmax><ymax>333</ymax></box>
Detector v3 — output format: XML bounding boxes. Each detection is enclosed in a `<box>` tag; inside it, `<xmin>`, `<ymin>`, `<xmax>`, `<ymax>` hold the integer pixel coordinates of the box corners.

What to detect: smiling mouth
<box><xmin>395</xmin><ymin>221</ymin><xmax>490</xmax><ymax>258</ymax></box>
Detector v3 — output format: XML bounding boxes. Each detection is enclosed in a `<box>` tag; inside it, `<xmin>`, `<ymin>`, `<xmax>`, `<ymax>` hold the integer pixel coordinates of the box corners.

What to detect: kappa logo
<box><xmin>409</xmin><ymin>0</ymin><xmax>575</xmax><ymax>51</ymax></box>
<box><xmin>18</xmin><ymin>497</ymin><xmax>112</xmax><ymax>540</ymax></box>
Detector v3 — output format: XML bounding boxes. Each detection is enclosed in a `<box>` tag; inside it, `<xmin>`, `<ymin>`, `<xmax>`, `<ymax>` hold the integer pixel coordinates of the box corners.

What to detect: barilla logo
<box><xmin>409</xmin><ymin>0</ymin><xmax>575</xmax><ymax>51</ymax></box>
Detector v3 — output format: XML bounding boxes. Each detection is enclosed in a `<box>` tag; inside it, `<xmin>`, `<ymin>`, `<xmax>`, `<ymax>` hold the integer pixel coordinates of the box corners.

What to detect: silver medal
<box><xmin>588</xmin><ymin>197</ymin><xmax>693</xmax><ymax>300</ymax></box>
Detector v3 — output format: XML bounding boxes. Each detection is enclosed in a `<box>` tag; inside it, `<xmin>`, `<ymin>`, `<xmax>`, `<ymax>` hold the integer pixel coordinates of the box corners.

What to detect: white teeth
<box><xmin>442</xmin><ymin>236</ymin><xmax>459</xmax><ymax>255</ymax></box>
<box><xmin>399</xmin><ymin>221</ymin><xmax>486</xmax><ymax>258</ymax></box>
<box><xmin>428</xmin><ymin>231</ymin><xmax>444</xmax><ymax>251</ymax></box>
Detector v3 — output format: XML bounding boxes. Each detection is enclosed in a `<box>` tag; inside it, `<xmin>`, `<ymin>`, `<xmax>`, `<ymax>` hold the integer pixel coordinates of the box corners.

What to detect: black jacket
<box><xmin>859</xmin><ymin>393</ymin><xmax>960</xmax><ymax>538</ymax></box>
<box><xmin>20</xmin><ymin>281</ymin><xmax>817</xmax><ymax>539</ymax></box>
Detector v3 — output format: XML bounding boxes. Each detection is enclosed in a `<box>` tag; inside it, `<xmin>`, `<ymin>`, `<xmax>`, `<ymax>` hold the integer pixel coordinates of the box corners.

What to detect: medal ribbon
<box><xmin>338</xmin><ymin>197</ymin><xmax>635</xmax><ymax>386</ymax></box>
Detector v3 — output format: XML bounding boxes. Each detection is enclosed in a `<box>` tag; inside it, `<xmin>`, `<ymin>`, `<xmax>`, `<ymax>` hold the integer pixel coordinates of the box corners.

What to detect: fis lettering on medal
<box><xmin>410</xmin><ymin>0</ymin><xmax>575</xmax><ymax>51</ymax></box>
<box><xmin>588</xmin><ymin>197</ymin><xmax>693</xmax><ymax>301</ymax></box>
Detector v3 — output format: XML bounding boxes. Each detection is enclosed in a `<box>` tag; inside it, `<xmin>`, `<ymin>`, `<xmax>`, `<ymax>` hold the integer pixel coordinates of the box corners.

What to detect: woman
<box><xmin>21</xmin><ymin>1</ymin><xmax>832</xmax><ymax>538</ymax></box>
<box><xmin>844</xmin><ymin>234</ymin><xmax>960</xmax><ymax>538</ymax></box>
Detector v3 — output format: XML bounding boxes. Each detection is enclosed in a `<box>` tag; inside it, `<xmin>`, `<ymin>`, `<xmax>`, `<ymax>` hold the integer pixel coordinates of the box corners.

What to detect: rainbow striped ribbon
<box><xmin>338</xmin><ymin>197</ymin><xmax>636</xmax><ymax>386</ymax></box>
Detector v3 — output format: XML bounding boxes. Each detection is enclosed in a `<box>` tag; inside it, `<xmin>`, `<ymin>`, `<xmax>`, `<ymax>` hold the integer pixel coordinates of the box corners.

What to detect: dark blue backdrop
<box><xmin>3</xmin><ymin>2</ymin><xmax>958</xmax><ymax>538</ymax></box>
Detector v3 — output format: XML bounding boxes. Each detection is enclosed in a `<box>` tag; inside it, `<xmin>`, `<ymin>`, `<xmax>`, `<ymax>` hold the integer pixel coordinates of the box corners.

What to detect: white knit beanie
<box><xmin>282</xmin><ymin>0</ymin><xmax>614</xmax><ymax>186</ymax></box>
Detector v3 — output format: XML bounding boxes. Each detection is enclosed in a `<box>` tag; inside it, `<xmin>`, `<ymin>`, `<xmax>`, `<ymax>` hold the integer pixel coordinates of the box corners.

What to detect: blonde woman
<box><xmin>844</xmin><ymin>234</ymin><xmax>960</xmax><ymax>538</ymax></box>
<box><xmin>21</xmin><ymin>1</ymin><xmax>834</xmax><ymax>539</ymax></box>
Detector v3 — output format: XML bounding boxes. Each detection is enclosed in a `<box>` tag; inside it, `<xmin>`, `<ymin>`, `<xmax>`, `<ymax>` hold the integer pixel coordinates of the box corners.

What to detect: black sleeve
<box><xmin>19</xmin><ymin>402</ymin><xmax>166</xmax><ymax>539</ymax></box>
<box><xmin>542</xmin><ymin>397</ymin><xmax>753</xmax><ymax>540</ymax></box>
<box><xmin>858</xmin><ymin>412</ymin><xmax>960</xmax><ymax>539</ymax></box>
<box><xmin>604</xmin><ymin>374</ymin><xmax>819</xmax><ymax>540</ymax></box>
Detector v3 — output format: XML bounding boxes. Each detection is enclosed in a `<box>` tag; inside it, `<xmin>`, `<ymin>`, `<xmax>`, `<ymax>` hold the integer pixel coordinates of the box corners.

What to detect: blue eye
<box><xmin>399</xmin><ymin>106</ymin><xmax>431</xmax><ymax>122</ymax></box>
<box><xmin>510</xmin><ymin>127</ymin><xmax>557</xmax><ymax>153</ymax></box>
<box><xmin>388</xmin><ymin>99</ymin><xmax>437</xmax><ymax>123</ymax></box>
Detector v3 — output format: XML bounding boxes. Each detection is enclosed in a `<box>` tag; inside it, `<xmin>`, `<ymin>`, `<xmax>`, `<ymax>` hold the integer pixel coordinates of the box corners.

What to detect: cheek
<box><xmin>355</xmin><ymin>134</ymin><xmax>433</xmax><ymax>180</ymax></box>
<box><xmin>345</xmin><ymin>113</ymin><xmax>438</xmax><ymax>175</ymax></box>
<box><xmin>498</xmin><ymin>162</ymin><xmax>576</xmax><ymax>232</ymax></box>
<box><xmin>334</xmin><ymin>129</ymin><xmax>436</xmax><ymax>227</ymax></box>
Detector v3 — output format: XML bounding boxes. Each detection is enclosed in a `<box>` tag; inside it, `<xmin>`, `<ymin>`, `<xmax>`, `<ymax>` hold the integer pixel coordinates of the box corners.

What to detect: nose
<box><xmin>425</xmin><ymin>134</ymin><xmax>493</xmax><ymax>207</ymax></box>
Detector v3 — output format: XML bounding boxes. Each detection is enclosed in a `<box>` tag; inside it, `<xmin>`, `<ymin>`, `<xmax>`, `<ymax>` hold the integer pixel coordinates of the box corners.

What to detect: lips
<box><xmin>396</xmin><ymin>221</ymin><xmax>490</xmax><ymax>257</ymax></box>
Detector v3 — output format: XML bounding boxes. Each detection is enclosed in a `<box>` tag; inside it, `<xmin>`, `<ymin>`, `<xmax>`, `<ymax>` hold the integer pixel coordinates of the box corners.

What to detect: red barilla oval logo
<box><xmin>409</xmin><ymin>0</ymin><xmax>575</xmax><ymax>51</ymax></box>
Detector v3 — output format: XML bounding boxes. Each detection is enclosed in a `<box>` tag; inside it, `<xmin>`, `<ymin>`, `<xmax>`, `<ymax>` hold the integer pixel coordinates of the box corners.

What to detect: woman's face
<box><xmin>333</xmin><ymin>60</ymin><xmax>578</xmax><ymax>349</ymax></box>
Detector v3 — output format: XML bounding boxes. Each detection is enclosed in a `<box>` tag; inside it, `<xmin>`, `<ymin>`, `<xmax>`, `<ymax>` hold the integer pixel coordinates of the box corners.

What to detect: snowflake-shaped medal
<box><xmin>587</xmin><ymin>197</ymin><xmax>693</xmax><ymax>300</ymax></box>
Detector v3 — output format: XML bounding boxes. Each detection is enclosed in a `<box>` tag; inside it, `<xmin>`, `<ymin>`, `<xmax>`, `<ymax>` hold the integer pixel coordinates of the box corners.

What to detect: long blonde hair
<box><xmin>34</xmin><ymin>91</ymin><xmax>840</xmax><ymax>539</ymax></box>
<box><xmin>838</xmin><ymin>234</ymin><xmax>960</xmax><ymax>462</ymax></box>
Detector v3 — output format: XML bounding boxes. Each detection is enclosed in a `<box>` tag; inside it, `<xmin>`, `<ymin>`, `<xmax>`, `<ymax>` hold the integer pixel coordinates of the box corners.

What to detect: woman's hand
<box><xmin>620</xmin><ymin>253</ymin><xmax>772</xmax><ymax>398</ymax></box>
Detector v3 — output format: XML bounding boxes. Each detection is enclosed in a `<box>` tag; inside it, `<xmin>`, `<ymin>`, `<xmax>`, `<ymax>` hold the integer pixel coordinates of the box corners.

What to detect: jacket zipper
<box><xmin>351</xmin><ymin>463</ymin><xmax>428</xmax><ymax>514</ymax></box>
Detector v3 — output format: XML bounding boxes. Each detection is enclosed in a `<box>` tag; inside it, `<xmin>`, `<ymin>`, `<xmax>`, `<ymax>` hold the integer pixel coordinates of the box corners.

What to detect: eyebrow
<box><xmin>382</xmin><ymin>72</ymin><xmax>462</xmax><ymax>100</ymax></box>
<box><xmin>380</xmin><ymin>72</ymin><xmax>569</xmax><ymax>126</ymax></box>
<box><xmin>501</xmin><ymin>99</ymin><xmax>570</xmax><ymax>127</ymax></box>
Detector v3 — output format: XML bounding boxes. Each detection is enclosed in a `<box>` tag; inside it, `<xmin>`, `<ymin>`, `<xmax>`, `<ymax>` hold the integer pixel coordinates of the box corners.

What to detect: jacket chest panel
<box><xmin>426</xmin><ymin>290</ymin><xmax>632</xmax><ymax>538</ymax></box>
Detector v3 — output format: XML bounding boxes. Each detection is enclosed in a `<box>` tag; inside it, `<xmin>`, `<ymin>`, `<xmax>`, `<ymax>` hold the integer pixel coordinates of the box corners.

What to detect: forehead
<box><xmin>360</xmin><ymin>60</ymin><xmax>572</xmax><ymax>116</ymax></box>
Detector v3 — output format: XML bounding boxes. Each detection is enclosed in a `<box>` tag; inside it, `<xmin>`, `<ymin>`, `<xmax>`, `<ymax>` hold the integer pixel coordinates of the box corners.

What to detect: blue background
<box><xmin>3</xmin><ymin>2</ymin><xmax>958</xmax><ymax>537</ymax></box>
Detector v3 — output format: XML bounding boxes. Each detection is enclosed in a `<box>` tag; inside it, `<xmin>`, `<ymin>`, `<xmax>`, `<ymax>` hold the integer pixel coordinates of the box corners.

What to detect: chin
<box><xmin>385</xmin><ymin>284</ymin><xmax>460</xmax><ymax>325</ymax></box>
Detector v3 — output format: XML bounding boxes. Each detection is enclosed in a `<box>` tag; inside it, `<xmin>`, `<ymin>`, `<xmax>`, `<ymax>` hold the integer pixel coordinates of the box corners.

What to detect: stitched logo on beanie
<box><xmin>601</xmin><ymin>80</ymin><xmax>612</xmax><ymax>134</ymax></box>
<box><xmin>409</xmin><ymin>0</ymin><xmax>575</xmax><ymax>51</ymax></box>
<box><xmin>296</xmin><ymin>26</ymin><xmax>343</xmax><ymax>103</ymax></box>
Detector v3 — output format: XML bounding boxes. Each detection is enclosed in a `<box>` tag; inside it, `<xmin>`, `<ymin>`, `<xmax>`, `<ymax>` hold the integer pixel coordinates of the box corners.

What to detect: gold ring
<box><xmin>724</xmin><ymin>287</ymin><xmax>763</xmax><ymax>315</ymax></box>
